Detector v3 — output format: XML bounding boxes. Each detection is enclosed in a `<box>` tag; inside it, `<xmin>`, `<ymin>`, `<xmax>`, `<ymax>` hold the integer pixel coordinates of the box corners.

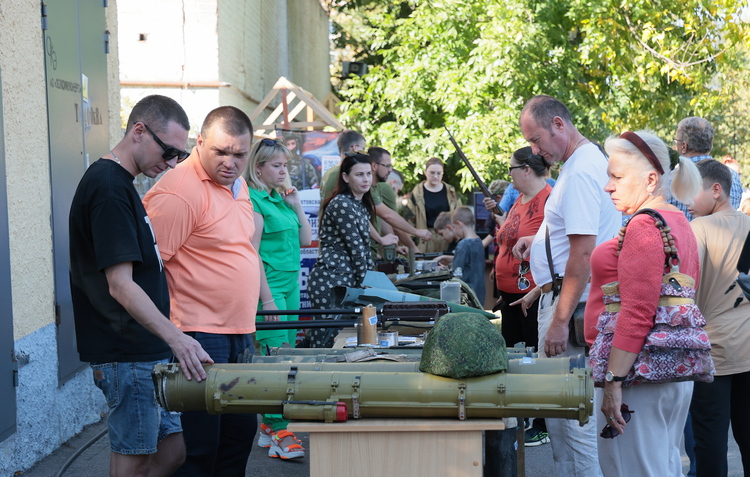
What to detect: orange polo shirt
<box><xmin>143</xmin><ymin>154</ymin><xmax>259</xmax><ymax>334</ymax></box>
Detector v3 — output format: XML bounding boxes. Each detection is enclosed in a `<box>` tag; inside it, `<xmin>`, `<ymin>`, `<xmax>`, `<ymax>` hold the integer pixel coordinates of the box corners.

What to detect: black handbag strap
<box><xmin>737</xmin><ymin>230</ymin><xmax>750</xmax><ymax>274</ymax></box>
<box><xmin>545</xmin><ymin>225</ymin><xmax>562</xmax><ymax>296</ymax></box>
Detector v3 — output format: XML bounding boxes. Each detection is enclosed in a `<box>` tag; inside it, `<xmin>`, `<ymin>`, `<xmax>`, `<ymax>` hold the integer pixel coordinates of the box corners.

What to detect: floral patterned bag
<box><xmin>588</xmin><ymin>209</ymin><xmax>715</xmax><ymax>386</ymax></box>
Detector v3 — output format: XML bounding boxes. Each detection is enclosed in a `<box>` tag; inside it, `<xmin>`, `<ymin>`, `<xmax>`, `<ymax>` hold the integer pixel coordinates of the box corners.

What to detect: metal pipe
<box><xmin>408</xmin><ymin>248</ymin><xmax>415</xmax><ymax>277</ymax></box>
<box><xmin>256</xmin><ymin>308</ymin><xmax>360</xmax><ymax>316</ymax></box>
<box><xmin>255</xmin><ymin>319</ymin><xmax>357</xmax><ymax>330</ymax></box>
<box><xmin>152</xmin><ymin>363</ymin><xmax>593</xmax><ymax>424</ymax></box>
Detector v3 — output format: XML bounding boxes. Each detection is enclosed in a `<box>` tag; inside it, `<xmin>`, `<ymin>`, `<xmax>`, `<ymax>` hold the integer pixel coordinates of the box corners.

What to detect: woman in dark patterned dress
<box><xmin>306</xmin><ymin>153</ymin><xmax>376</xmax><ymax>348</ymax></box>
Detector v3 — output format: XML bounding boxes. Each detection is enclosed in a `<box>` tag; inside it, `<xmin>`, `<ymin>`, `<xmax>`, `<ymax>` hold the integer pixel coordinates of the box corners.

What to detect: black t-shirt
<box><xmin>423</xmin><ymin>185</ymin><xmax>449</xmax><ymax>229</ymax></box>
<box><xmin>69</xmin><ymin>159</ymin><xmax>171</xmax><ymax>363</ymax></box>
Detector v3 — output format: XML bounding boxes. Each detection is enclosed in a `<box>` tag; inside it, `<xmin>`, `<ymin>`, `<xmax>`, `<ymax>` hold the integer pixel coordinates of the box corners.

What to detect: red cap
<box><xmin>336</xmin><ymin>402</ymin><xmax>348</xmax><ymax>422</ymax></box>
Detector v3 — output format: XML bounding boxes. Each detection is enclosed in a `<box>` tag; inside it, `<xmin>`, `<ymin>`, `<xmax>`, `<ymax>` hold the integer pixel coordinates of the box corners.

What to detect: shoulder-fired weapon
<box><xmin>444</xmin><ymin>125</ymin><xmax>503</xmax><ymax>216</ymax></box>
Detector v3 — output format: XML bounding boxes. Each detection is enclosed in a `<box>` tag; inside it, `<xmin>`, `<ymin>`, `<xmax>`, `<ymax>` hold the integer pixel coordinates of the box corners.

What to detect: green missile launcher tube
<box><xmin>152</xmin><ymin>363</ymin><xmax>593</xmax><ymax>424</ymax></box>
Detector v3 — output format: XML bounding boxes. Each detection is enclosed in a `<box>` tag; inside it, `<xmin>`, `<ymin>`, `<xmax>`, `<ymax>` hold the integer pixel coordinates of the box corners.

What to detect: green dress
<box><xmin>249</xmin><ymin>187</ymin><xmax>302</xmax><ymax>348</ymax></box>
<box><xmin>249</xmin><ymin>187</ymin><xmax>303</xmax><ymax>432</ymax></box>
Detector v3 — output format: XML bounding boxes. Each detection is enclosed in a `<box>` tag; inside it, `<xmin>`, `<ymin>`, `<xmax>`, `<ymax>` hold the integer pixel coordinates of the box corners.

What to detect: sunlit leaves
<box><xmin>332</xmin><ymin>0</ymin><xmax>750</xmax><ymax>191</ymax></box>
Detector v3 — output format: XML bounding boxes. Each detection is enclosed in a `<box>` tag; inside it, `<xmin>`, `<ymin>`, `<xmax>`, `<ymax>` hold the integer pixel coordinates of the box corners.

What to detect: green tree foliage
<box><xmin>331</xmin><ymin>0</ymin><xmax>750</xmax><ymax>192</ymax></box>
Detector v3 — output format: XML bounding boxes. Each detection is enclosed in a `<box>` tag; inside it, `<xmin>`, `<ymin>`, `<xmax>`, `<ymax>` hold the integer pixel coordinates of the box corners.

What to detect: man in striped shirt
<box><xmin>670</xmin><ymin>116</ymin><xmax>742</xmax><ymax>220</ymax></box>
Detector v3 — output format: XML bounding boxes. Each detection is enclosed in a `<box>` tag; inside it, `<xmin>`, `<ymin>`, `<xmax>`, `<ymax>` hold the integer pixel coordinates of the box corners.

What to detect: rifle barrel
<box><xmin>444</xmin><ymin>125</ymin><xmax>503</xmax><ymax>216</ymax></box>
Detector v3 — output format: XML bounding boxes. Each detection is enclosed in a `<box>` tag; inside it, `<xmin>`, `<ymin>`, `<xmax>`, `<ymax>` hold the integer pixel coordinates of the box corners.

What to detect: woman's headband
<box><xmin>620</xmin><ymin>131</ymin><xmax>664</xmax><ymax>175</ymax></box>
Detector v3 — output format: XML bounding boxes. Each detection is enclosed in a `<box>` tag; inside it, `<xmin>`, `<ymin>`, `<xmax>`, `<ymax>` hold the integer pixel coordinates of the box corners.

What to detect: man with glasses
<box><xmin>143</xmin><ymin>106</ymin><xmax>261</xmax><ymax>476</ymax></box>
<box><xmin>513</xmin><ymin>95</ymin><xmax>620</xmax><ymax>477</ymax></box>
<box><xmin>370</xmin><ymin>147</ymin><xmax>425</xmax><ymax>256</ymax></box>
<box><xmin>368</xmin><ymin>146</ymin><xmax>416</xmax><ymax>255</ymax></box>
<box><xmin>69</xmin><ymin>95</ymin><xmax>212</xmax><ymax>476</ymax></box>
<box><xmin>670</xmin><ymin>116</ymin><xmax>742</xmax><ymax>220</ymax></box>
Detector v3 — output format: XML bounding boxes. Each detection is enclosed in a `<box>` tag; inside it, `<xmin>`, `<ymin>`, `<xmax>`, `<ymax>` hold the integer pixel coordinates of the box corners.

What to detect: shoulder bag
<box><xmin>588</xmin><ymin>209</ymin><xmax>715</xmax><ymax>386</ymax></box>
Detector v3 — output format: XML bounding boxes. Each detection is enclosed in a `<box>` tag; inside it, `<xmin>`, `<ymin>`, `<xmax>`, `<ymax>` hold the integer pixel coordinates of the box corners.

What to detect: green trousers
<box><xmin>256</xmin><ymin>269</ymin><xmax>300</xmax><ymax>431</ymax></box>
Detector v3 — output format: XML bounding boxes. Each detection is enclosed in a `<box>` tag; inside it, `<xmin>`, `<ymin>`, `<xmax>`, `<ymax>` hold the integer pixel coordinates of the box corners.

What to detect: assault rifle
<box><xmin>444</xmin><ymin>125</ymin><xmax>503</xmax><ymax>217</ymax></box>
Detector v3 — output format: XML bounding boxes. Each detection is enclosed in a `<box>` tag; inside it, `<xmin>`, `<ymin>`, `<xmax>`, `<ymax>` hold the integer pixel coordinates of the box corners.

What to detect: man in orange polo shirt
<box><xmin>144</xmin><ymin>106</ymin><xmax>264</xmax><ymax>476</ymax></box>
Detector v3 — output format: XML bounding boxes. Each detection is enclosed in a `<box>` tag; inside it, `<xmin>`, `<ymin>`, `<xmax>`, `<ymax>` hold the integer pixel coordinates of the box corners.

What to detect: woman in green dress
<box><xmin>248</xmin><ymin>138</ymin><xmax>312</xmax><ymax>460</ymax></box>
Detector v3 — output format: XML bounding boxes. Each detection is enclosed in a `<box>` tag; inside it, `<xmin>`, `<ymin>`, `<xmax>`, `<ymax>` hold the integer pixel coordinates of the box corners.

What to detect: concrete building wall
<box><xmin>0</xmin><ymin>328</ymin><xmax>105</xmax><ymax>475</ymax></box>
<box><xmin>216</xmin><ymin>0</ymin><xmax>287</xmax><ymax>113</ymax></box>
<box><xmin>119</xmin><ymin>0</ymin><xmax>221</xmax><ymax>135</ymax></box>
<box><xmin>119</xmin><ymin>0</ymin><xmax>219</xmax><ymax>84</ymax></box>
<box><xmin>120</xmin><ymin>0</ymin><xmax>330</xmax><ymax>132</ymax></box>
<box><xmin>0</xmin><ymin>0</ymin><xmax>55</xmax><ymax>342</ymax></box>
<box><xmin>287</xmin><ymin>0</ymin><xmax>331</xmax><ymax>102</ymax></box>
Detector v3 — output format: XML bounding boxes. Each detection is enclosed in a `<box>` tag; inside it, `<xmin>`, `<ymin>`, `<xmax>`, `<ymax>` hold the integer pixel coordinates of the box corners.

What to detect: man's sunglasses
<box><xmin>517</xmin><ymin>260</ymin><xmax>531</xmax><ymax>291</ymax></box>
<box><xmin>600</xmin><ymin>404</ymin><xmax>634</xmax><ymax>439</ymax></box>
<box><xmin>140</xmin><ymin>123</ymin><xmax>190</xmax><ymax>163</ymax></box>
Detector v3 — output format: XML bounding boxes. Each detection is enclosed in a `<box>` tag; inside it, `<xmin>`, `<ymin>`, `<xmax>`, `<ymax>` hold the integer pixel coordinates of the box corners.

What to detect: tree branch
<box><xmin>624</xmin><ymin>13</ymin><xmax>728</xmax><ymax>68</ymax></box>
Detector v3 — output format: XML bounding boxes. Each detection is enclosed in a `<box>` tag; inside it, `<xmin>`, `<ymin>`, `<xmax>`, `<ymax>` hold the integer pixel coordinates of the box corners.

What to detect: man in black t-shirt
<box><xmin>69</xmin><ymin>95</ymin><xmax>212</xmax><ymax>476</ymax></box>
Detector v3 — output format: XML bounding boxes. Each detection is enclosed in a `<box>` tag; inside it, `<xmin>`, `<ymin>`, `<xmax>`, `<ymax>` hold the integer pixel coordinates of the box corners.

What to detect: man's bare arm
<box><xmin>105</xmin><ymin>262</ymin><xmax>213</xmax><ymax>381</ymax></box>
<box><xmin>544</xmin><ymin>234</ymin><xmax>595</xmax><ymax>357</ymax></box>
<box><xmin>375</xmin><ymin>203</ymin><xmax>432</xmax><ymax>241</ymax></box>
<box><xmin>394</xmin><ymin>228</ymin><xmax>419</xmax><ymax>253</ymax></box>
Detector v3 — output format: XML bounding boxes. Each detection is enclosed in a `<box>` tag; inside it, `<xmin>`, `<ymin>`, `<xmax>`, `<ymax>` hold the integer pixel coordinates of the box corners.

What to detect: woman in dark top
<box><xmin>306</xmin><ymin>153</ymin><xmax>381</xmax><ymax>348</ymax></box>
<box><xmin>405</xmin><ymin>157</ymin><xmax>461</xmax><ymax>253</ymax></box>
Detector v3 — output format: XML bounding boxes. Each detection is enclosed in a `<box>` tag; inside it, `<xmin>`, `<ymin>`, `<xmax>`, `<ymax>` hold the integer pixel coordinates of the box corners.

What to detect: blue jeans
<box><xmin>91</xmin><ymin>359</ymin><xmax>182</xmax><ymax>455</ymax></box>
<box><xmin>172</xmin><ymin>332</ymin><xmax>257</xmax><ymax>477</ymax></box>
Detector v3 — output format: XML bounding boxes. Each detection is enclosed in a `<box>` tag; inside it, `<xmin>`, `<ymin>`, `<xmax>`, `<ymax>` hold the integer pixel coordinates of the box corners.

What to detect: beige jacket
<box><xmin>404</xmin><ymin>181</ymin><xmax>461</xmax><ymax>253</ymax></box>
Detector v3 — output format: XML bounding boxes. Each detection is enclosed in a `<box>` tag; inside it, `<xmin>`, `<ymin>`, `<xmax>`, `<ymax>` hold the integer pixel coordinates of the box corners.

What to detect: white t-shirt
<box><xmin>529</xmin><ymin>143</ymin><xmax>621</xmax><ymax>286</ymax></box>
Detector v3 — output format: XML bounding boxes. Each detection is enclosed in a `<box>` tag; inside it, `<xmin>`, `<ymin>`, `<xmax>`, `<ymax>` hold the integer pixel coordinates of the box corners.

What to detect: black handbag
<box><xmin>735</xmin><ymin>230</ymin><xmax>750</xmax><ymax>300</ymax></box>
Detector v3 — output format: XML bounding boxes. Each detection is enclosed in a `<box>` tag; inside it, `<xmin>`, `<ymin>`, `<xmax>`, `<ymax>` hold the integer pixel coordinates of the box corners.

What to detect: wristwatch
<box><xmin>605</xmin><ymin>371</ymin><xmax>627</xmax><ymax>382</ymax></box>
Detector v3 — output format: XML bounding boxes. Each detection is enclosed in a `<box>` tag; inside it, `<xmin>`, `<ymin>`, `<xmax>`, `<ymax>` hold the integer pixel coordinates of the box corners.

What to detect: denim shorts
<box><xmin>91</xmin><ymin>359</ymin><xmax>182</xmax><ymax>455</ymax></box>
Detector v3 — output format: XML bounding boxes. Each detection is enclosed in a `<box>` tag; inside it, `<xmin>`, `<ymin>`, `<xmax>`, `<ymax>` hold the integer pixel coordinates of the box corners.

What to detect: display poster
<box><xmin>275</xmin><ymin>129</ymin><xmax>340</xmax><ymax>191</ymax></box>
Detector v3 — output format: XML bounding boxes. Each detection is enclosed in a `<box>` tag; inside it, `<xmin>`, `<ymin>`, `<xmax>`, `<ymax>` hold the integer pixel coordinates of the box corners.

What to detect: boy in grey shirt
<box><xmin>451</xmin><ymin>206</ymin><xmax>486</xmax><ymax>304</ymax></box>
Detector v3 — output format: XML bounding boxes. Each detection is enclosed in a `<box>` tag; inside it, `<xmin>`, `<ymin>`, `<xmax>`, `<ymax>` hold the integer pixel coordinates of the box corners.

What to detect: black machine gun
<box><xmin>444</xmin><ymin>125</ymin><xmax>503</xmax><ymax>217</ymax></box>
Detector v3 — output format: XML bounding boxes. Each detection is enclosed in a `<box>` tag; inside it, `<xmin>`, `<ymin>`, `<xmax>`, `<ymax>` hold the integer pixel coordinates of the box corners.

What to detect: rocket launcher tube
<box><xmin>152</xmin><ymin>363</ymin><xmax>594</xmax><ymax>425</ymax></box>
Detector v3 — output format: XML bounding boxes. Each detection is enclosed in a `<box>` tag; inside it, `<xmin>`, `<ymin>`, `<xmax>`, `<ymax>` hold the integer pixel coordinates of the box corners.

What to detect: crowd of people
<box><xmin>67</xmin><ymin>92</ymin><xmax>748</xmax><ymax>477</ymax></box>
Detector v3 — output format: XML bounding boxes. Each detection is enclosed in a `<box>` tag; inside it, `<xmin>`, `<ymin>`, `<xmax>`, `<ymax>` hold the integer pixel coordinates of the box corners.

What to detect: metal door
<box><xmin>44</xmin><ymin>0</ymin><xmax>109</xmax><ymax>383</ymax></box>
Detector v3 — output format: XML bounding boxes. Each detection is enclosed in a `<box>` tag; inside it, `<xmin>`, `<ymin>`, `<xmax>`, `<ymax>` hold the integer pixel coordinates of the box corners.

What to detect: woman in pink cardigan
<box><xmin>584</xmin><ymin>130</ymin><xmax>703</xmax><ymax>476</ymax></box>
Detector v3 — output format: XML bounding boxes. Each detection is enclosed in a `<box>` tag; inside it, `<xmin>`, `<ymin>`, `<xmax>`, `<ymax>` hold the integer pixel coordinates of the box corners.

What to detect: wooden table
<box><xmin>289</xmin><ymin>418</ymin><xmax>504</xmax><ymax>477</ymax></box>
